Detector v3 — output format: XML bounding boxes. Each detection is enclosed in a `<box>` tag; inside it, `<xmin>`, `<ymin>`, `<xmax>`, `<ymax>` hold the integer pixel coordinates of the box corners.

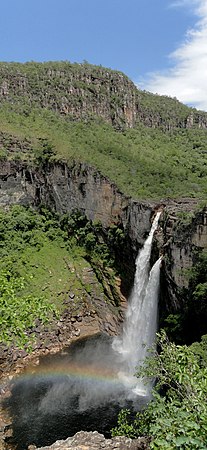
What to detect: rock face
<box><xmin>159</xmin><ymin>201</ymin><xmax>207</xmax><ymax>312</ymax></box>
<box><xmin>34</xmin><ymin>431</ymin><xmax>149</xmax><ymax>450</ymax></box>
<box><xmin>0</xmin><ymin>63</ymin><xmax>137</xmax><ymax>129</ymax></box>
<box><xmin>1</xmin><ymin>61</ymin><xmax>207</xmax><ymax>130</ymax></box>
<box><xmin>0</xmin><ymin>160</ymin><xmax>153</xmax><ymax>246</ymax></box>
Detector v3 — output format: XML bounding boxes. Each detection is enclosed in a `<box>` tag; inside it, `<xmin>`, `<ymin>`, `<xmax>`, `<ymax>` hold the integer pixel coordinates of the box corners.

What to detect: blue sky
<box><xmin>1</xmin><ymin>0</ymin><xmax>207</xmax><ymax>110</ymax></box>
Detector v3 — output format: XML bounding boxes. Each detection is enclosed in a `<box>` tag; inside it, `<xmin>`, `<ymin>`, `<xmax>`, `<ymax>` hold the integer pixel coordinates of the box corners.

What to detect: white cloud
<box><xmin>138</xmin><ymin>0</ymin><xmax>207</xmax><ymax>111</ymax></box>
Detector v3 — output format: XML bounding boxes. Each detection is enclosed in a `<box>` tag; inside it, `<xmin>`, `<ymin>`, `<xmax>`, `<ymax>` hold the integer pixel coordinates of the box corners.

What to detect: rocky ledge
<box><xmin>32</xmin><ymin>431</ymin><xmax>150</xmax><ymax>450</ymax></box>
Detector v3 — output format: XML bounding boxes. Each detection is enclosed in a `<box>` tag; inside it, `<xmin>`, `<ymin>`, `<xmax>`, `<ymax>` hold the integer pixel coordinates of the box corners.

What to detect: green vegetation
<box><xmin>0</xmin><ymin>206</ymin><xmax>85</xmax><ymax>306</ymax></box>
<box><xmin>0</xmin><ymin>205</ymin><xmax>122</xmax><ymax>348</ymax></box>
<box><xmin>112</xmin><ymin>332</ymin><xmax>207</xmax><ymax>449</ymax></box>
<box><xmin>0</xmin><ymin>271</ymin><xmax>57</xmax><ymax>349</ymax></box>
<box><xmin>184</xmin><ymin>250</ymin><xmax>207</xmax><ymax>342</ymax></box>
<box><xmin>0</xmin><ymin>205</ymin><xmax>84</xmax><ymax>348</ymax></box>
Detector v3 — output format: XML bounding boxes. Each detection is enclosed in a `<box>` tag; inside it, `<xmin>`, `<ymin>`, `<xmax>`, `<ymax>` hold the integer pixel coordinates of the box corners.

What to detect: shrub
<box><xmin>112</xmin><ymin>331</ymin><xmax>207</xmax><ymax>449</ymax></box>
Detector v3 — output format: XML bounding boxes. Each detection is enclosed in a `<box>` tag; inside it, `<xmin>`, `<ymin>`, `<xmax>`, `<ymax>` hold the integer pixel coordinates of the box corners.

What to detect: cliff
<box><xmin>0</xmin><ymin>159</ymin><xmax>153</xmax><ymax>246</ymax></box>
<box><xmin>1</xmin><ymin>61</ymin><xmax>207</xmax><ymax>130</ymax></box>
<box><xmin>159</xmin><ymin>202</ymin><xmax>207</xmax><ymax>313</ymax></box>
<box><xmin>0</xmin><ymin>62</ymin><xmax>137</xmax><ymax>129</ymax></box>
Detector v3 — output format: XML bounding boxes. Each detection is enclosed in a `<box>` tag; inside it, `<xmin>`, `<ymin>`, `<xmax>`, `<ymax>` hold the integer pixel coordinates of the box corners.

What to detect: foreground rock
<box><xmin>34</xmin><ymin>431</ymin><xmax>150</xmax><ymax>450</ymax></box>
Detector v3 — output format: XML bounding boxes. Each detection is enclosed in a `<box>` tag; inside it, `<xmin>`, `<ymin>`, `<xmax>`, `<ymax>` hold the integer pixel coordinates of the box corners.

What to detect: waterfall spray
<box><xmin>113</xmin><ymin>212</ymin><xmax>162</xmax><ymax>395</ymax></box>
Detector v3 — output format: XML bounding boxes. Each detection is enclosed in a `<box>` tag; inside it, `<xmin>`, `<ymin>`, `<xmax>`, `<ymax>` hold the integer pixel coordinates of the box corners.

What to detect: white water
<box><xmin>112</xmin><ymin>212</ymin><xmax>162</xmax><ymax>396</ymax></box>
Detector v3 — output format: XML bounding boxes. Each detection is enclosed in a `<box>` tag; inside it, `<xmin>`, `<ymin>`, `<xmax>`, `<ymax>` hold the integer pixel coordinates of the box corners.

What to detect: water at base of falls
<box><xmin>4</xmin><ymin>334</ymin><xmax>147</xmax><ymax>450</ymax></box>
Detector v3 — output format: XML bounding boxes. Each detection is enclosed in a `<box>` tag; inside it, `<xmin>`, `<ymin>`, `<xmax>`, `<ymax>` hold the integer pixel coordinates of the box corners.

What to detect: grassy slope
<box><xmin>0</xmin><ymin>206</ymin><xmax>108</xmax><ymax>348</ymax></box>
<box><xmin>0</xmin><ymin>104</ymin><xmax>207</xmax><ymax>200</ymax></box>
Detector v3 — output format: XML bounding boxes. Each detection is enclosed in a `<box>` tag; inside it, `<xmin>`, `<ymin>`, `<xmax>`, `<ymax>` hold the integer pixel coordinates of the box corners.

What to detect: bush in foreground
<box><xmin>112</xmin><ymin>332</ymin><xmax>207</xmax><ymax>449</ymax></box>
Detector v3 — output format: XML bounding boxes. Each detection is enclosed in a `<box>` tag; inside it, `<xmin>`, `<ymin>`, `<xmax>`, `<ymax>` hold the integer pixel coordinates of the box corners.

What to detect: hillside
<box><xmin>0</xmin><ymin>61</ymin><xmax>206</xmax><ymax>200</ymax></box>
<box><xmin>1</xmin><ymin>61</ymin><xmax>207</xmax><ymax>130</ymax></box>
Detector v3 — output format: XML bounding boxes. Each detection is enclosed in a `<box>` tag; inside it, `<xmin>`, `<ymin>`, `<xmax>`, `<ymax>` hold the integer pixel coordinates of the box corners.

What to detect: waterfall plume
<box><xmin>112</xmin><ymin>212</ymin><xmax>162</xmax><ymax>394</ymax></box>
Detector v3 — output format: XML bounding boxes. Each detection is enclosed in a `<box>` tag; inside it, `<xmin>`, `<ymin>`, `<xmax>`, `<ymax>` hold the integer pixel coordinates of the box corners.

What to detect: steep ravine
<box><xmin>0</xmin><ymin>160</ymin><xmax>207</xmax><ymax>450</ymax></box>
<box><xmin>1</xmin><ymin>159</ymin><xmax>206</xmax><ymax>313</ymax></box>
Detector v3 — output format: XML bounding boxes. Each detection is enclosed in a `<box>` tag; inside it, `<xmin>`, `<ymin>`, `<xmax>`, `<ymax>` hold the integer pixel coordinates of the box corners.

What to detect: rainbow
<box><xmin>19</xmin><ymin>362</ymin><xmax>122</xmax><ymax>386</ymax></box>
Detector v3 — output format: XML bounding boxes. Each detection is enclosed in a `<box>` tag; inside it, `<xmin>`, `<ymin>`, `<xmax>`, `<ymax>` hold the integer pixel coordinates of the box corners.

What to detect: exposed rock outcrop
<box><xmin>1</xmin><ymin>61</ymin><xmax>207</xmax><ymax>130</ymax></box>
<box><xmin>34</xmin><ymin>431</ymin><xmax>150</xmax><ymax>450</ymax></box>
<box><xmin>0</xmin><ymin>160</ymin><xmax>153</xmax><ymax>246</ymax></box>
<box><xmin>159</xmin><ymin>201</ymin><xmax>207</xmax><ymax>312</ymax></box>
<box><xmin>0</xmin><ymin>63</ymin><xmax>137</xmax><ymax>129</ymax></box>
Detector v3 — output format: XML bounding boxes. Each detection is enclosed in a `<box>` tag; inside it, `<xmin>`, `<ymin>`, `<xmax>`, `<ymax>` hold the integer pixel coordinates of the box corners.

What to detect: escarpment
<box><xmin>1</xmin><ymin>61</ymin><xmax>207</xmax><ymax>130</ymax></box>
<box><xmin>0</xmin><ymin>159</ymin><xmax>153</xmax><ymax>245</ymax></box>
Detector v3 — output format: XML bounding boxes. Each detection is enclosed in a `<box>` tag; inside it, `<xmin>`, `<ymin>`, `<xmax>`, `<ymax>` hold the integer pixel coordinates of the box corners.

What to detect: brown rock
<box><xmin>36</xmin><ymin>431</ymin><xmax>150</xmax><ymax>450</ymax></box>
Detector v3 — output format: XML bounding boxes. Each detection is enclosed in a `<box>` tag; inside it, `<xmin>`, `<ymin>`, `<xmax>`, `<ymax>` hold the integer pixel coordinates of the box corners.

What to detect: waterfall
<box><xmin>112</xmin><ymin>212</ymin><xmax>162</xmax><ymax>395</ymax></box>
<box><xmin>5</xmin><ymin>213</ymin><xmax>162</xmax><ymax>447</ymax></box>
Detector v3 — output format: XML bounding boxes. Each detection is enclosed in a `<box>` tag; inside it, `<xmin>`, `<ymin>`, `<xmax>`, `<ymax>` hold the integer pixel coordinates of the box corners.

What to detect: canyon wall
<box><xmin>0</xmin><ymin>160</ymin><xmax>153</xmax><ymax>246</ymax></box>
<box><xmin>0</xmin><ymin>159</ymin><xmax>207</xmax><ymax>315</ymax></box>
<box><xmin>160</xmin><ymin>204</ymin><xmax>207</xmax><ymax>312</ymax></box>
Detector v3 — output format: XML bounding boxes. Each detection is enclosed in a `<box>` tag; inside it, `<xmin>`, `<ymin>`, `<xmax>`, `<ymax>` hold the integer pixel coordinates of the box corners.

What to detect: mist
<box><xmin>4</xmin><ymin>334</ymin><xmax>147</xmax><ymax>449</ymax></box>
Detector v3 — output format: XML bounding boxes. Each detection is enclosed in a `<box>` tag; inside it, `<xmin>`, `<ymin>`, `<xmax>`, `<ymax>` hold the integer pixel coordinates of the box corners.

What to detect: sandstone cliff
<box><xmin>158</xmin><ymin>202</ymin><xmax>207</xmax><ymax>314</ymax></box>
<box><xmin>0</xmin><ymin>159</ymin><xmax>153</xmax><ymax>246</ymax></box>
<box><xmin>1</xmin><ymin>61</ymin><xmax>207</xmax><ymax>130</ymax></box>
